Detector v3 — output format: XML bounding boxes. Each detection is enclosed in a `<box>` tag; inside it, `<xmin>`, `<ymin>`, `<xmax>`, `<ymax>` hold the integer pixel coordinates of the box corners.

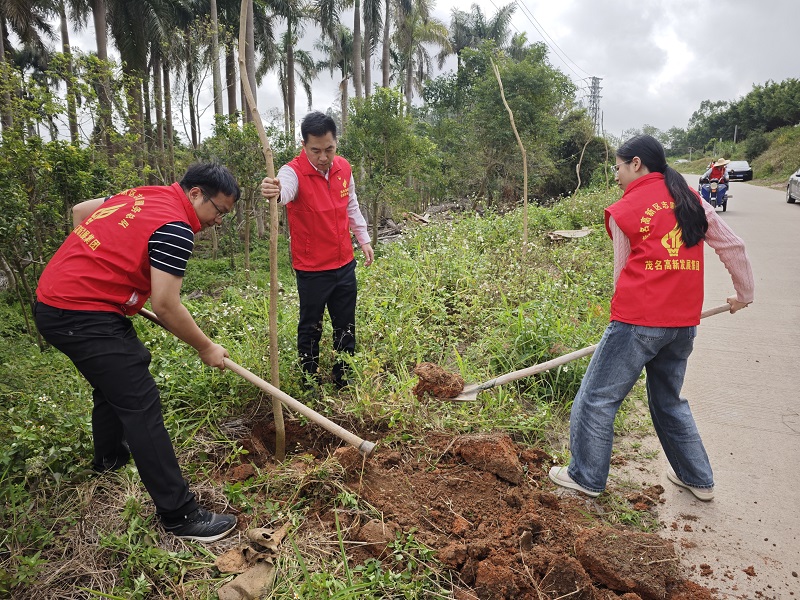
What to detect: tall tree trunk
<box><xmin>286</xmin><ymin>18</ymin><xmax>295</xmax><ymax>140</ymax></box>
<box><xmin>225</xmin><ymin>44</ymin><xmax>237</xmax><ymax>118</ymax></box>
<box><xmin>1</xmin><ymin>20</ymin><xmax>14</xmax><ymax>131</ymax></box>
<box><xmin>90</xmin><ymin>0</ymin><xmax>113</xmax><ymax>154</ymax></box>
<box><xmin>225</xmin><ymin>42</ymin><xmax>238</xmax><ymax>116</ymax></box>
<box><xmin>340</xmin><ymin>75</ymin><xmax>348</xmax><ymax>134</ymax></box>
<box><xmin>123</xmin><ymin>66</ymin><xmax>145</xmax><ymax>175</ymax></box>
<box><xmin>142</xmin><ymin>71</ymin><xmax>154</xmax><ymax>181</ymax></box>
<box><xmin>210</xmin><ymin>0</ymin><xmax>223</xmax><ymax>115</ymax></box>
<box><xmin>364</xmin><ymin>19</ymin><xmax>372</xmax><ymax>98</ymax></box>
<box><xmin>152</xmin><ymin>50</ymin><xmax>164</xmax><ymax>175</ymax></box>
<box><xmin>353</xmin><ymin>0</ymin><xmax>362</xmax><ymax>100</ymax></box>
<box><xmin>59</xmin><ymin>3</ymin><xmax>78</xmax><ymax>143</ymax></box>
<box><xmin>163</xmin><ymin>58</ymin><xmax>175</xmax><ymax>181</ymax></box>
<box><xmin>382</xmin><ymin>1</ymin><xmax>390</xmax><ymax>87</ymax></box>
<box><xmin>185</xmin><ymin>32</ymin><xmax>198</xmax><ymax>148</ymax></box>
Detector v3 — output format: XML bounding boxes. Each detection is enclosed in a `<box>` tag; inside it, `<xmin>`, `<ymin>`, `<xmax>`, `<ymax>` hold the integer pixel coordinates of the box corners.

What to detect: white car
<box><xmin>787</xmin><ymin>168</ymin><xmax>800</xmax><ymax>204</ymax></box>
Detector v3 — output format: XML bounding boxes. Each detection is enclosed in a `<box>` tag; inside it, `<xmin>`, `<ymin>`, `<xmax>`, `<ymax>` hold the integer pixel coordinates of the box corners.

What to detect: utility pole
<box><xmin>688</xmin><ymin>146</ymin><xmax>694</xmax><ymax>161</ymax></box>
<box><xmin>733</xmin><ymin>124</ymin><xmax>738</xmax><ymax>144</ymax></box>
<box><xmin>588</xmin><ymin>77</ymin><xmax>603</xmax><ymax>135</ymax></box>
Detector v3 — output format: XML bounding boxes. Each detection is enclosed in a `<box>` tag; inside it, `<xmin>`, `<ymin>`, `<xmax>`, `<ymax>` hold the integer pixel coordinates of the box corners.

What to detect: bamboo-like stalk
<box><xmin>491</xmin><ymin>57</ymin><xmax>528</xmax><ymax>252</ymax></box>
<box><xmin>238</xmin><ymin>0</ymin><xmax>284</xmax><ymax>461</ymax></box>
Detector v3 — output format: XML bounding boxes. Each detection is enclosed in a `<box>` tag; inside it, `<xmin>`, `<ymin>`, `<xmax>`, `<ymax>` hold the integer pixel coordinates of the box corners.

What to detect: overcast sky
<box><xmin>63</xmin><ymin>0</ymin><xmax>796</xmax><ymax>143</ymax></box>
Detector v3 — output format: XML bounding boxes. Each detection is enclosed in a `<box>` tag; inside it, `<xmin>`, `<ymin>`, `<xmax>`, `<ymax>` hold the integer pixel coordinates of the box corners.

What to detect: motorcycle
<box><xmin>698</xmin><ymin>176</ymin><xmax>731</xmax><ymax>212</ymax></box>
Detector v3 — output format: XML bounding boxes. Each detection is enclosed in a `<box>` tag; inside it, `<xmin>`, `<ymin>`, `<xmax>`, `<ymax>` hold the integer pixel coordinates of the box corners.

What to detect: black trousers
<box><xmin>34</xmin><ymin>302</ymin><xmax>198</xmax><ymax>520</ymax></box>
<box><xmin>295</xmin><ymin>259</ymin><xmax>357</xmax><ymax>383</ymax></box>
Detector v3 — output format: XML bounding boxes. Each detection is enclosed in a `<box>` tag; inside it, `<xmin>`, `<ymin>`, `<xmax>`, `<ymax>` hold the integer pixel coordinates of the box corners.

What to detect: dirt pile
<box><xmin>332</xmin><ymin>433</ymin><xmax>715</xmax><ymax>599</ymax></box>
<box><xmin>412</xmin><ymin>362</ymin><xmax>464</xmax><ymax>399</ymax></box>
<box><xmin>233</xmin><ymin>421</ymin><xmax>716</xmax><ymax>599</ymax></box>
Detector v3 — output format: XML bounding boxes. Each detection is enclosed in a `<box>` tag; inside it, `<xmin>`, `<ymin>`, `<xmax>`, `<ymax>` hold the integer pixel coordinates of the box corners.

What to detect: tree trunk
<box><xmin>163</xmin><ymin>59</ymin><xmax>176</xmax><ymax>181</ymax></box>
<box><xmin>340</xmin><ymin>75</ymin><xmax>348</xmax><ymax>134</ymax></box>
<box><xmin>91</xmin><ymin>0</ymin><xmax>113</xmax><ymax>154</ymax></box>
<box><xmin>186</xmin><ymin>32</ymin><xmax>198</xmax><ymax>148</ymax></box>
<box><xmin>0</xmin><ymin>20</ymin><xmax>13</xmax><ymax>131</ymax></box>
<box><xmin>353</xmin><ymin>0</ymin><xmax>362</xmax><ymax>100</ymax></box>
<box><xmin>142</xmin><ymin>72</ymin><xmax>154</xmax><ymax>181</ymax></box>
<box><xmin>364</xmin><ymin>19</ymin><xmax>372</xmax><ymax>97</ymax></box>
<box><xmin>59</xmin><ymin>3</ymin><xmax>78</xmax><ymax>143</ymax></box>
<box><xmin>152</xmin><ymin>50</ymin><xmax>165</xmax><ymax>175</ymax></box>
<box><xmin>123</xmin><ymin>65</ymin><xmax>145</xmax><ymax>175</ymax></box>
<box><xmin>225</xmin><ymin>44</ymin><xmax>237</xmax><ymax>117</ymax></box>
<box><xmin>286</xmin><ymin>18</ymin><xmax>296</xmax><ymax>140</ymax></box>
<box><xmin>382</xmin><ymin>1</ymin><xmax>390</xmax><ymax>87</ymax></box>
<box><xmin>210</xmin><ymin>0</ymin><xmax>223</xmax><ymax>115</ymax></box>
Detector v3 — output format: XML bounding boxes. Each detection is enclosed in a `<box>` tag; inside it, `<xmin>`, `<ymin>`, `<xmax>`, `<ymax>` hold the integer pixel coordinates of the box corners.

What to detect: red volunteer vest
<box><xmin>605</xmin><ymin>173</ymin><xmax>705</xmax><ymax>327</ymax></box>
<box><xmin>285</xmin><ymin>150</ymin><xmax>354</xmax><ymax>271</ymax></box>
<box><xmin>709</xmin><ymin>165</ymin><xmax>726</xmax><ymax>180</ymax></box>
<box><xmin>36</xmin><ymin>183</ymin><xmax>201</xmax><ymax>315</ymax></box>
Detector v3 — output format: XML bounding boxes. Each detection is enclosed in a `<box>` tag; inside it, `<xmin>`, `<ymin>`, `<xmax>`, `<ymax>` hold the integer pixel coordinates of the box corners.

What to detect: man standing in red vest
<box><xmin>261</xmin><ymin>111</ymin><xmax>374</xmax><ymax>389</ymax></box>
<box><xmin>35</xmin><ymin>163</ymin><xmax>240</xmax><ymax>542</ymax></box>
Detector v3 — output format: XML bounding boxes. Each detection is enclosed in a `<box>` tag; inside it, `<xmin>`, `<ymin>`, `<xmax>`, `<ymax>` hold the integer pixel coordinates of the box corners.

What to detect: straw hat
<box><xmin>713</xmin><ymin>158</ymin><xmax>730</xmax><ymax>167</ymax></box>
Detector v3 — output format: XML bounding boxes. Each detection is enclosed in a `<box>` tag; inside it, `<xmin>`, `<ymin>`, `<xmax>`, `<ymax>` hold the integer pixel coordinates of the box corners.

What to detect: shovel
<box><xmin>138</xmin><ymin>308</ymin><xmax>376</xmax><ymax>457</ymax></box>
<box><xmin>446</xmin><ymin>304</ymin><xmax>733</xmax><ymax>402</ymax></box>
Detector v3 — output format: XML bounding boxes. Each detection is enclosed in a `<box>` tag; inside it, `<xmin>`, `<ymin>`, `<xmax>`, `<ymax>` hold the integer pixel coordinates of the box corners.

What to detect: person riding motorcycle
<box><xmin>700</xmin><ymin>158</ymin><xmax>730</xmax><ymax>204</ymax></box>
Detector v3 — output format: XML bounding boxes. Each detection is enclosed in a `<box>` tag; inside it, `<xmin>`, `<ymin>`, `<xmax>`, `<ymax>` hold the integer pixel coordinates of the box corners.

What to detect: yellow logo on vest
<box><xmin>85</xmin><ymin>203</ymin><xmax>126</xmax><ymax>225</ymax></box>
<box><xmin>661</xmin><ymin>225</ymin><xmax>683</xmax><ymax>257</ymax></box>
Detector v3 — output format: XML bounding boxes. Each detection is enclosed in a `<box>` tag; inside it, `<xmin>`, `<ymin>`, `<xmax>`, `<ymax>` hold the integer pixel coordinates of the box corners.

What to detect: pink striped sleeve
<box><xmin>703</xmin><ymin>203</ymin><xmax>755</xmax><ymax>303</ymax></box>
<box><xmin>608</xmin><ymin>216</ymin><xmax>630</xmax><ymax>290</ymax></box>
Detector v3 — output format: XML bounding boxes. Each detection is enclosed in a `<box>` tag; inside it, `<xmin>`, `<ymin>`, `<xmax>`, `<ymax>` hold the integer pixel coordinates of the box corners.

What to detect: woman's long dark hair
<box><xmin>617</xmin><ymin>135</ymin><xmax>708</xmax><ymax>247</ymax></box>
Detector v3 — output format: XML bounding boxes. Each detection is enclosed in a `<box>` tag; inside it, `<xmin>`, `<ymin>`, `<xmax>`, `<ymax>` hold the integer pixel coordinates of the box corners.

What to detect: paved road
<box><xmin>621</xmin><ymin>177</ymin><xmax>800</xmax><ymax>599</ymax></box>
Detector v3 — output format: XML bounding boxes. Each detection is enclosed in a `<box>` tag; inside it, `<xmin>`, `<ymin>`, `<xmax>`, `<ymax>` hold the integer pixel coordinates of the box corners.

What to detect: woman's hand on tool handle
<box><xmin>261</xmin><ymin>177</ymin><xmax>281</xmax><ymax>200</ymax></box>
<box><xmin>727</xmin><ymin>296</ymin><xmax>751</xmax><ymax>314</ymax></box>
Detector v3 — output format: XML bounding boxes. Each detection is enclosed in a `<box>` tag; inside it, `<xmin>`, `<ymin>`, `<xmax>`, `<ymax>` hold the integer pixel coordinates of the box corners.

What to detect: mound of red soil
<box><xmin>333</xmin><ymin>433</ymin><xmax>715</xmax><ymax>600</ymax></box>
<box><xmin>413</xmin><ymin>362</ymin><xmax>465</xmax><ymax>399</ymax></box>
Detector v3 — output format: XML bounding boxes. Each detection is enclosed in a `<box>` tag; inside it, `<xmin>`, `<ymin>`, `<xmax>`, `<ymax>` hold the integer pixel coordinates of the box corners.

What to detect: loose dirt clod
<box><xmin>412</xmin><ymin>362</ymin><xmax>464</xmax><ymax>399</ymax></box>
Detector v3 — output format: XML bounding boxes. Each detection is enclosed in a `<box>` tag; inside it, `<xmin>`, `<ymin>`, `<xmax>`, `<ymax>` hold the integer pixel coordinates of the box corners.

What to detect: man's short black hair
<box><xmin>300</xmin><ymin>111</ymin><xmax>337</xmax><ymax>142</ymax></box>
<box><xmin>180</xmin><ymin>162</ymin><xmax>241</xmax><ymax>202</ymax></box>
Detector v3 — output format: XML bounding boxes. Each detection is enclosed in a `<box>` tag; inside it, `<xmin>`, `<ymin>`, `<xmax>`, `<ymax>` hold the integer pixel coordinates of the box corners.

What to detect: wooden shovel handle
<box><xmin>484</xmin><ymin>303</ymin><xmax>733</xmax><ymax>392</ymax></box>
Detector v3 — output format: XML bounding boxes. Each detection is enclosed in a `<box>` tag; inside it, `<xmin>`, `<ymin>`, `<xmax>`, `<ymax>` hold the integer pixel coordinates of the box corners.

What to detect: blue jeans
<box><xmin>567</xmin><ymin>320</ymin><xmax>713</xmax><ymax>493</ymax></box>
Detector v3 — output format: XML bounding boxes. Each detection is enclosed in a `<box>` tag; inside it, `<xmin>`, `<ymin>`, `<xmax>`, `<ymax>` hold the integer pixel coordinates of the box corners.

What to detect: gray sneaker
<box><xmin>666</xmin><ymin>466</ymin><xmax>714</xmax><ymax>501</ymax></box>
<box><xmin>548</xmin><ymin>466</ymin><xmax>601</xmax><ymax>498</ymax></box>
<box><xmin>162</xmin><ymin>508</ymin><xmax>237</xmax><ymax>542</ymax></box>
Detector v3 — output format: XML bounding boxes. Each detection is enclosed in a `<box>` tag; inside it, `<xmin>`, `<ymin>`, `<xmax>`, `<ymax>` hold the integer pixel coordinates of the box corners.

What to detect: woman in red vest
<box><xmin>550</xmin><ymin>135</ymin><xmax>754</xmax><ymax>501</ymax></box>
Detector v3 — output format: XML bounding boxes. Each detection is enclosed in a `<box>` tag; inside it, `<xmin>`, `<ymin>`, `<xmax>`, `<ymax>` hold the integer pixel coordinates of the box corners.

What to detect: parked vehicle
<box><xmin>787</xmin><ymin>168</ymin><xmax>800</xmax><ymax>204</ymax></box>
<box><xmin>727</xmin><ymin>160</ymin><xmax>753</xmax><ymax>181</ymax></box>
<box><xmin>699</xmin><ymin>176</ymin><xmax>730</xmax><ymax>211</ymax></box>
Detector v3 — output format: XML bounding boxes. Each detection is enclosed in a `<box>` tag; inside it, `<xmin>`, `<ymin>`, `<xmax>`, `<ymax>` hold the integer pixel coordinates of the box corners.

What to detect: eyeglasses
<box><xmin>612</xmin><ymin>158</ymin><xmax>633</xmax><ymax>173</ymax></box>
<box><xmin>203</xmin><ymin>192</ymin><xmax>230</xmax><ymax>218</ymax></box>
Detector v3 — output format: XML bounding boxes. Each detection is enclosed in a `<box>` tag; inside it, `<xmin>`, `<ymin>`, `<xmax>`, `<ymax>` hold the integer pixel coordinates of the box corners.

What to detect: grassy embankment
<box><xmin>1</xmin><ymin>183</ymin><xmax>662</xmax><ymax>598</ymax></box>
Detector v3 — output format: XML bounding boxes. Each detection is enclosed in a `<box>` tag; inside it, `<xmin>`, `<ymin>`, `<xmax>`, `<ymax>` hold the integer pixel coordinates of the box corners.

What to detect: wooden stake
<box><xmin>238</xmin><ymin>0</ymin><xmax>284</xmax><ymax>461</ymax></box>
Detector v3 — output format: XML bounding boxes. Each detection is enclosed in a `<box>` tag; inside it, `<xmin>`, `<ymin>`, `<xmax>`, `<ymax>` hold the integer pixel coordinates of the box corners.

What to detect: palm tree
<box><xmin>258</xmin><ymin>29</ymin><xmax>316</xmax><ymax>134</ymax></box>
<box><xmin>394</xmin><ymin>0</ymin><xmax>451</xmax><ymax>106</ymax></box>
<box><xmin>361</xmin><ymin>0</ymin><xmax>380</xmax><ymax>96</ymax></box>
<box><xmin>87</xmin><ymin>0</ymin><xmax>113</xmax><ymax>152</ymax></box>
<box><xmin>0</xmin><ymin>0</ymin><xmax>54</xmax><ymax>131</ymax></box>
<box><xmin>448</xmin><ymin>2</ymin><xmax>516</xmax><ymax>70</ymax></box>
<box><xmin>210</xmin><ymin>0</ymin><xmax>223</xmax><ymax>115</ymax></box>
<box><xmin>315</xmin><ymin>24</ymin><xmax>352</xmax><ymax>131</ymax></box>
<box><xmin>380</xmin><ymin>0</ymin><xmax>409</xmax><ymax>88</ymax></box>
<box><xmin>268</xmin><ymin>0</ymin><xmax>311</xmax><ymax>139</ymax></box>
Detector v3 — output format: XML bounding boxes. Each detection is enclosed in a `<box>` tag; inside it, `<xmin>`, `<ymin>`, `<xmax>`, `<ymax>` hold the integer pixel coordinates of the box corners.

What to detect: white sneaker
<box><xmin>548</xmin><ymin>466</ymin><xmax>601</xmax><ymax>498</ymax></box>
<box><xmin>666</xmin><ymin>466</ymin><xmax>714</xmax><ymax>501</ymax></box>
